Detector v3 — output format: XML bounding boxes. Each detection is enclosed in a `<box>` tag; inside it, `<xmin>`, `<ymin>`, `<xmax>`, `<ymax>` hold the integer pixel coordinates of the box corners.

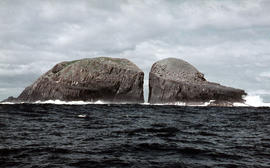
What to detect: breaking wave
<box><xmin>242</xmin><ymin>95</ymin><xmax>270</xmax><ymax>107</ymax></box>
<box><xmin>0</xmin><ymin>100</ymin><xmax>107</xmax><ymax>105</ymax></box>
<box><xmin>33</xmin><ymin>100</ymin><xmax>106</xmax><ymax>105</ymax></box>
<box><xmin>1</xmin><ymin>95</ymin><xmax>270</xmax><ymax>107</ymax></box>
<box><xmin>146</xmin><ymin>95</ymin><xmax>270</xmax><ymax>107</ymax></box>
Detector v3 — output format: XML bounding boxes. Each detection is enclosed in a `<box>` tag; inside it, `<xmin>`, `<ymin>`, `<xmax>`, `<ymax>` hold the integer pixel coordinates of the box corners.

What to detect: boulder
<box><xmin>11</xmin><ymin>57</ymin><xmax>144</xmax><ymax>103</ymax></box>
<box><xmin>148</xmin><ymin>58</ymin><xmax>246</xmax><ymax>105</ymax></box>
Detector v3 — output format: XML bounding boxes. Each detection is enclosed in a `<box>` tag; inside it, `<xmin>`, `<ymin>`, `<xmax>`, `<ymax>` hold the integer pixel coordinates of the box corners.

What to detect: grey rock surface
<box><xmin>10</xmin><ymin>57</ymin><xmax>144</xmax><ymax>103</ymax></box>
<box><xmin>148</xmin><ymin>58</ymin><xmax>246</xmax><ymax>105</ymax></box>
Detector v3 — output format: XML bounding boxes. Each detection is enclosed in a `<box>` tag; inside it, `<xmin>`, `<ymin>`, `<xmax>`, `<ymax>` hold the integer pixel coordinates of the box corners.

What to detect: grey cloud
<box><xmin>1</xmin><ymin>0</ymin><xmax>270</xmax><ymax>101</ymax></box>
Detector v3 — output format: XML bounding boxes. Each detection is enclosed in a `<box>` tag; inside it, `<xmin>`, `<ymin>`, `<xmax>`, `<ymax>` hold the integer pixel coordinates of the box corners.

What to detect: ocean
<box><xmin>0</xmin><ymin>103</ymin><xmax>270</xmax><ymax>168</ymax></box>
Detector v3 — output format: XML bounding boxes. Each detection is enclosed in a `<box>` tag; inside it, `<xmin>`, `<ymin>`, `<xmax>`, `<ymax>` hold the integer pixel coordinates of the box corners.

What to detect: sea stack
<box><xmin>148</xmin><ymin>58</ymin><xmax>246</xmax><ymax>106</ymax></box>
<box><xmin>11</xmin><ymin>57</ymin><xmax>144</xmax><ymax>103</ymax></box>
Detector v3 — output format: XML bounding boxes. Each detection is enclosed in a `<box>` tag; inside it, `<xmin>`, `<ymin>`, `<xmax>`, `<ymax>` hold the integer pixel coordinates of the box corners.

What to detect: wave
<box><xmin>241</xmin><ymin>95</ymin><xmax>270</xmax><ymax>107</ymax></box>
<box><xmin>0</xmin><ymin>100</ymin><xmax>107</xmax><ymax>105</ymax></box>
<box><xmin>1</xmin><ymin>95</ymin><xmax>269</xmax><ymax>107</ymax></box>
<box><xmin>33</xmin><ymin>100</ymin><xmax>106</xmax><ymax>105</ymax></box>
<box><xmin>150</xmin><ymin>95</ymin><xmax>270</xmax><ymax>107</ymax></box>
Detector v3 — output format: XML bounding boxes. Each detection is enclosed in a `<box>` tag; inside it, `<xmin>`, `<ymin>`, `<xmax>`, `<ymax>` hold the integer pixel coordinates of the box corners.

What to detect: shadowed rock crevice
<box><xmin>8</xmin><ymin>57</ymin><xmax>144</xmax><ymax>103</ymax></box>
<box><xmin>148</xmin><ymin>58</ymin><xmax>246</xmax><ymax>105</ymax></box>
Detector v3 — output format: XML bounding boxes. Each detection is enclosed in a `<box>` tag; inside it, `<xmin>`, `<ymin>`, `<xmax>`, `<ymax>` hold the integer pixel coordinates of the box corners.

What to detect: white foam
<box><xmin>0</xmin><ymin>102</ymin><xmax>17</xmax><ymax>105</ymax></box>
<box><xmin>33</xmin><ymin>100</ymin><xmax>106</xmax><ymax>105</ymax></box>
<box><xmin>149</xmin><ymin>96</ymin><xmax>270</xmax><ymax>107</ymax></box>
<box><xmin>148</xmin><ymin>100</ymin><xmax>217</xmax><ymax>107</ymax></box>
<box><xmin>239</xmin><ymin>95</ymin><xmax>270</xmax><ymax>107</ymax></box>
<box><xmin>199</xmin><ymin>100</ymin><xmax>215</xmax><ymax>106</ymax></box>
<box><xmin>78</xmin><ymin>114</ymin><xmax>87</xmax><ymax>118</ymax></box>
<box><xmin>232</xmin><ymin>102</ymin><xmax>249</xmax><ymax>107</ymax></box>
<box><xmin>1</xmin><ymin>95</ymin><xmax>270</xmax><ymax>107</ymax></box>
<box><xmin>149</xmin><ymin>102</ymin><xmax>186</xmax><ymax>106</ymax></box>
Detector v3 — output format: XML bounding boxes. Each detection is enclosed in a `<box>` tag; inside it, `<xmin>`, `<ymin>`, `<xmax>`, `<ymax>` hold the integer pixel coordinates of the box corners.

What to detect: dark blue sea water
<box><xmin>0</xmin><ymin>104</ymin><xmax>270</xmax><ymax>168</ymax></box>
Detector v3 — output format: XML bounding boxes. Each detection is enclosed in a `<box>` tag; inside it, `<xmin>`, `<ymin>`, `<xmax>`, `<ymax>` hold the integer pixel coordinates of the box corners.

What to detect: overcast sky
<box><xmin>1</xmin><ymin>0</ymin><xmax>270</xmax><ymax>102</ymax></box>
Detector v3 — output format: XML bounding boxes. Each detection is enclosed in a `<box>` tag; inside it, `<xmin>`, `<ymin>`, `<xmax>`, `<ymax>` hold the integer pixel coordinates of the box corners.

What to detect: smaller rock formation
<box><xmin>4</xmin><ymin>57</ymin><xmax>144</xmax><ymax>103</ymax></box>
<box><xmin>2</xmin><ymin>96</ymin><xmax>17</xmax><ymax>102</ymax></box>
<box><xmin>148</xmin><ymin>58</ymin><xmax>246</xmax><ymax>105</ymax></box>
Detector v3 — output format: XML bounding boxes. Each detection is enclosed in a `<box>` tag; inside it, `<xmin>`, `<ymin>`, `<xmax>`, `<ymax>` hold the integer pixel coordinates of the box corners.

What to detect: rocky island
<box><xmin>148</xmin><ymin>58</ymin><xmax>246</xmax><ymax>106</ymax></box>
<box><xmin>5</xmin><ymin>57</ymin><xmax>144</xmax><ymax>103</ymax></box>
<box><xmin>3</xmin><ymin>57</ymin><xmax>247</xmax><ymax>106</ymax></box>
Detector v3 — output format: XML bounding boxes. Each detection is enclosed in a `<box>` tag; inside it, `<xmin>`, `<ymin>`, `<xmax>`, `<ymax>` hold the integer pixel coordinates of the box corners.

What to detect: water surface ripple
<box><xmin>0</xmin><ymin>104</ymin><xmax>270</xmax><ymax>168</ymax></box>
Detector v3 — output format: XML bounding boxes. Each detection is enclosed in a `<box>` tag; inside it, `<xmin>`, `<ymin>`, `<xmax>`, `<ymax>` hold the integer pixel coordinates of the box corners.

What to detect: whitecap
<box><xmin>78</xmin><ymin>114</ymin><xmax>87</xmax><ymax>118</ymax></box>
<box><xmin>0</xmin><ymin>102</ymin><xmax>16</xmax><ymax>105</ymax></box>
<box><xmin>240</xmin><ymin>95</ymin><xmax>270</xmax><ymax>107</ymax></box>
<box><xmin>32</xmin><ymin>100</ymin><xmax>106</xmax><ymax>105</ymax></box>
<box><xmin>1</xmin><ymin>95</ymin><xmax>270</xmax><ymax>107</ymax></box>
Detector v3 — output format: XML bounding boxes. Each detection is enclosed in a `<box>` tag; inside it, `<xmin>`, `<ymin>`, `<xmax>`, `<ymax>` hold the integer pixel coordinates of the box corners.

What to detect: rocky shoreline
<box><xmin>2</xmin><ymin>57</ymin><xmax>246</xmax><ymax>105</ymax></box>
<box><xmin>148</xmin><ymin>58</ymin><xmax>246</xmax><ymax>106</ymax></box>
<box><xmin>3</xmin><ymin>57</ymin><xmax>144</xmax><ymax>103</ymax></box>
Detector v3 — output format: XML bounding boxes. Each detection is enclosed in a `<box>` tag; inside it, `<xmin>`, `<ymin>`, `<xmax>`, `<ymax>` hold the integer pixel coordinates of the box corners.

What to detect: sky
<box><xmin>0</xmin><ymin>0</ymin><xmax>270</xmax><ymax>102</ymax></box>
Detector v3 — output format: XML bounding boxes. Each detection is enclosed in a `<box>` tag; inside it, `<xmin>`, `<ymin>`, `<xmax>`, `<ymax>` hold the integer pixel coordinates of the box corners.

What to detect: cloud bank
<box><xmin>1</xmin><ymin>0</ymin><xmax>270</xmax><ymax>101</ymax></box>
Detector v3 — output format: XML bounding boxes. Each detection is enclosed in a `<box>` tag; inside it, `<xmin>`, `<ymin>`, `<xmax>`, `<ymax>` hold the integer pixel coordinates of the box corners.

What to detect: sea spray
<box><xmin>34</xmin><ymin>100</ymin><xmax>107</xmax><ymax>105</ymax></box>
<box><xmin>243</xmin><ymin>95</ymin><xmax>270</xmax><ymax>107</ymax></box>
<box><xmin>1</xmin><ymin>95</ymin><xmax>270</xmax><ymax>107</ymax></box>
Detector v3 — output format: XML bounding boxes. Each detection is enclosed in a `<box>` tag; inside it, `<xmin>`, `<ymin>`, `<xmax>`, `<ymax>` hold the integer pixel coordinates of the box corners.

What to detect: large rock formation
<box><xmin>9</xmin><ymin>57</ymin><xmax>144</xmax><ymax>103</ymax></box>
<box><xmin>148</xmin><ymin>58</ymin><xmax>246</xmax><ymax>105</ymax></box>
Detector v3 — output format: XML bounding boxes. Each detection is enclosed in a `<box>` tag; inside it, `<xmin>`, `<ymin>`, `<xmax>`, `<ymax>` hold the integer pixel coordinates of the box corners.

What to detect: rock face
<box><xmin>13</xmin><ymin>57</ymin><xmax>144</xmax><ymax>103</ymax></box>
<box><xmin>148</xmin><ymin>58</ymin><xmax>246</xmax><ymax>105</ymax></box>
